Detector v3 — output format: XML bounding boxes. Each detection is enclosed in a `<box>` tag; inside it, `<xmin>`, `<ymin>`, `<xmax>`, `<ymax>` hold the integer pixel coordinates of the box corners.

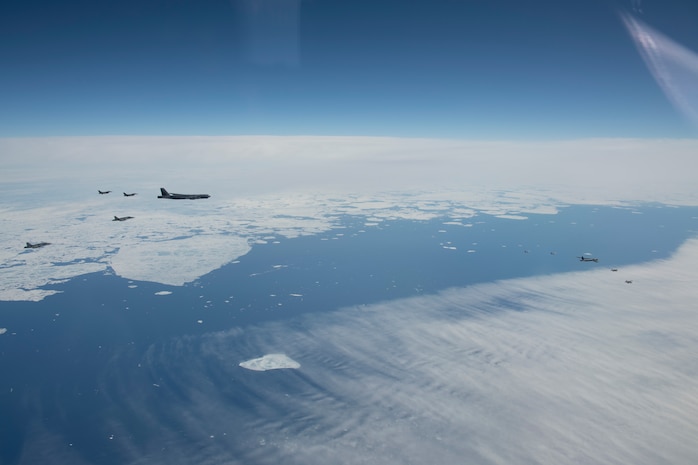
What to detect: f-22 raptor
<box><xmin>113</xmin><ymin>216</ymin><xmax>134</xmax><ymax>221</ymax></box>
<box><xmin>98</xmin><ymin>190</ymin><xmax>112</xmax><ymax>195</ymax></box>
<box><xmin>123</xmin><ymin>192</ymin><xmax>137</xmax><ymax>197</ymax></box>
<box><xmin>157</xmin><ymin>187</ymin><xmax>210</xmax><ymax>200</ymax></box>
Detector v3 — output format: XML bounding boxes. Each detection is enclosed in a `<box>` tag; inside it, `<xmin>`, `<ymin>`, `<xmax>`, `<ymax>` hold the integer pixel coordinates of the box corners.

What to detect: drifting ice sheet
<box><xmin>239</xmin><ymin>354</ymin><xmax>301</xmax><ymax>371</ymax></box>
<box><xmin>110</xmin><ymin>235</ymin><xmax>251</xmax><ymax>286</ymax></box>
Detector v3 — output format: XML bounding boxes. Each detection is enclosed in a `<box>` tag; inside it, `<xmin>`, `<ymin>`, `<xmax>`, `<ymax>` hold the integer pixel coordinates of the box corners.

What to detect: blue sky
<box><xmin>1</xmin><ymin>0</ymin><xmax>697</xmax><ymax>138</ymax></box>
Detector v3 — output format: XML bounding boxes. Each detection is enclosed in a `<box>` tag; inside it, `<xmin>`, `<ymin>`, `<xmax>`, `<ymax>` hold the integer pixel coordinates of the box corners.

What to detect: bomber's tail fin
<box><xmin>160</xmin><ymin>188</ymin><xmax>169</xmax><ymax>197</ymax></box>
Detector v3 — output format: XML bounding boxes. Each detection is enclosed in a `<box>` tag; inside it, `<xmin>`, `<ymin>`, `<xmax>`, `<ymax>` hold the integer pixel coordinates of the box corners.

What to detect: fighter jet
<box><xmin>113</xmin><ymin>216</ymin><xmax>134</xmax><ymax>221</ymax></box>
<box><xmin>625</xmin><ymin>280</ymin><xmax>633</xmax><ymax>284</ymax></box>
<box><xmin>98</xmin><ymin>190</ymin><xmax>112</xmax><ymax>194</ymax></box>
<box><xmin>123</xmin><ymin>192</ymin><xmax>137</xmax><ymax>197</ymax></box>
<box><xmin>24</xmin><ymin>242</ymin><xmax>51</xmax><ymax>249</ymax></box>
<box><xmin>577</xmin><ymin>256</ymin><xmax>599</xmax><ymax>262</ymax></box>
<box><xmin>157</xmin><ymin>187</ymin><xmax>210</xmax><ymax>200</ymax></box>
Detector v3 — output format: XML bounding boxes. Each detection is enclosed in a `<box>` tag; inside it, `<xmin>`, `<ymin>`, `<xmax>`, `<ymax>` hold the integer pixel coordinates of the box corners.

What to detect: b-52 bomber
<box><xmin>577</xmin><ymin>256</ymin><xmax>599</xmax><ymax>262</ymax></box>
<box><xmin>24</xmin><ymin>242</ymin><xmax>51</xmax><ymax>249</ymax></box>
<box><xmin>157</xmin><ymin>187</ymin><xmax>210</xmax><ymax>200</ymax></box>
<box><xmin>123</xmin><ymin>192</ymin><xmax>137</xmax><ymax>197</ymax></box>
<box><xmin>113</xmin><ymin>216</ymin><xmax>134</xmax><ymax>221</ymax></box>
<box><xmin>98</xmin><ymin>190</ymin><xmax>112</xmax><ymax>194</ymax></box>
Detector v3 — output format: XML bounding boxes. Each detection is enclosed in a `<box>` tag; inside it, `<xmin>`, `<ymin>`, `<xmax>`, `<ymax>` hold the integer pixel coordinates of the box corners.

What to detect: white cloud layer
<box><xmin>1</xmin><ymin>136</ymin><xmax>697</xmax><ymax>301</ymax></box>
<box><xmin>59</xmin><ymin>237</ymin><xmax>698</xmax><ymax>465</ymax></box>
<box><xmin>2</xmin><ymin>136</ymin><xmax>697</xmax><ymax>203</ymax></box>
<box><xmin>235</xmin><ymin>239</ymin><xmax>698</xmax><ymax>465</ymax></box>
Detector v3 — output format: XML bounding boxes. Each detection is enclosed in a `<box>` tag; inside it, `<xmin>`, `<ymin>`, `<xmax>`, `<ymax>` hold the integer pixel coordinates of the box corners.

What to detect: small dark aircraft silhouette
<box><xmin>113</xmin><ymin>216</ymin><xmax>134</xmax><ymax>221</ymax></box>
<box><xmin>123</xmin><ymin>192</ymin><xmax>137</xmax><ymax>197</ymax></box>
<box><xmin>577</xmin><ymin>256</ymin><xmax>599</xmax><ymax>262</ymax></box>
<box><xmin>611</xmin><ymin>268</ymin><xmax>618</xmax><ymax>272</ymax></box>
<box><xmin>98</xmin><ymin>190</ymin><xmax>112</xmax><ymax>194</ymax></box>
<box><xmin>625</xmin><ymin>280</ymin><xmax>633</xmax><ymax>284</ymax></box>
<box><xmin>24</xmin><ymin>242</ymin><xmax>51</xmax><ymax>249</ymax></box>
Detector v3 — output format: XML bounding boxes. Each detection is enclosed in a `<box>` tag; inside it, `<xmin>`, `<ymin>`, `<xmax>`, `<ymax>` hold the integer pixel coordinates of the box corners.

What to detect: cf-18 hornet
<box><xmin>24</xmin><ymin>242</ymin><xmax>51</xmax><ymax>249</ymax></box>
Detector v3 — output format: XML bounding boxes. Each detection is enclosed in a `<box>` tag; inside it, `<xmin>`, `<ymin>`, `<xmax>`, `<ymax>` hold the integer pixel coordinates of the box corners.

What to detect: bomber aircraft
<box><xmin>113</xmin><ymin>216</ymin><xmax>134</xmax><ymax>221</ymax></box>
<box><xmin>123</xmin><ymin>192</ymin><xmax>137</xmax><ymax>197</ymax></box>
<box><xmin>157</xmin><ymin>187</ymin><xmax>210</xmax><ymax>200</ymax></box>
<box><xmin>98</xmin><ymin>190</ymin><xmax>112</xmax><ymax>194</ymax></box>
<box><xmin>577</xmin><ymin>256</ymin><xmax>599</xmax><ymax>262</ymax></box>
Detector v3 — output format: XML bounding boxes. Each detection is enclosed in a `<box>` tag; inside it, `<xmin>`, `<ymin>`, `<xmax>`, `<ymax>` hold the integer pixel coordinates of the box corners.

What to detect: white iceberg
<box><xmin>239</xmin><ymin>354</ymin><xmax>300</xmax><ymax>371</ymax></box>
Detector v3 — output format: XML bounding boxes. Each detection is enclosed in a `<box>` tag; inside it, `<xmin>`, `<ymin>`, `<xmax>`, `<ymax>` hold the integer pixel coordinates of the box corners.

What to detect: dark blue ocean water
<box><xmin>0</xmin><ymin>204</ymin><xmax>696</xmax><ymax>464</ymax></box>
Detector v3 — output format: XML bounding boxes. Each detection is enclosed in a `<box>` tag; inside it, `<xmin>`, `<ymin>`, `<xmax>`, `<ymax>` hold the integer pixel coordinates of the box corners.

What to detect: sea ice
<box><xmin>239</xmin><ymin>354</ymin><xmax>301</xmax><ymax>371</ymax></box>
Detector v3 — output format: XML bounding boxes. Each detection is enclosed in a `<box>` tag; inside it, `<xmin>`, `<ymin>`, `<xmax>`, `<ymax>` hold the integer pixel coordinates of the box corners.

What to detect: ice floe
<box><xmin>111</xmin><ymin>236</ymin><xmax>251</xmax><ymax>286</ymax></box>
<box><xmin>1</xmin><ymin>135</ymin><xmax>697</xmax><ymax>301</ymax></box>
<box><xmin>239</xmin><ymin>354</ymin><xmax>301</xmax><ymax>371</ymax></box>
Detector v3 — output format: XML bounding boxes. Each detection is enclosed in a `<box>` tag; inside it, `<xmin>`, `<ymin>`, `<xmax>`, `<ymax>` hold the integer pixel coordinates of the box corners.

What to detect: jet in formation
<box><xmin>98</xmin><ymin>190</ymin><xmax>112</xmax><ymax>195</ymax></box>
<box><xmin>157</xmin><ymin>187</ymin><xmax>210</xmax><ymax>200</ymax></box>
<box><xmin>123</xmin><ymin>192</ymin><xmax>137</xmax><ymax>197</ymax></box>
<box><xmin>577</xmin><ymin>256</ymin><xmax>599</xmax><ymax>262</ymax></box>
<box><xmin>24</xmin><ymin>242</ymin><xmax>51</xmax><ymax>249</ymax></box>
<box><xmin>113</xmin><ymin>216</ymin><xmax>134</xmax><ymax>221</ymax></box>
